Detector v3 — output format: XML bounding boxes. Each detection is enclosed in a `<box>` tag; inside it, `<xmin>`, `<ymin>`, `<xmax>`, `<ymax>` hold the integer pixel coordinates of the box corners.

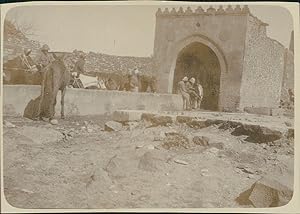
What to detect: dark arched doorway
<box><xmin>173</xmin><ymin>42</ymin><xmax>221</xmax><ymax>111</ymax></box>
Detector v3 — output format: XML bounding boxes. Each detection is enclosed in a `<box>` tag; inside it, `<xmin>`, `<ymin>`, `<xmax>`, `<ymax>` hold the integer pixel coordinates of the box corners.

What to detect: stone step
<box><xmin>112</xmin><ymin>109</ymin><xmax>294</xmax><ymax>143</ymax></box>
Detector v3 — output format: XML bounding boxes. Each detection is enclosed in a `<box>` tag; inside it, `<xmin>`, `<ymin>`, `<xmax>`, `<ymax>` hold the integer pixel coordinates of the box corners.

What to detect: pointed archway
<box><xmin>168</xmin><ymin>35</ymin><xmax>227</xmax><ymax>111</ymax></box>
<box><xmin>173</xmin><ymin>42</ymin><xmax>221</xmax><ymax>111</ymax></box>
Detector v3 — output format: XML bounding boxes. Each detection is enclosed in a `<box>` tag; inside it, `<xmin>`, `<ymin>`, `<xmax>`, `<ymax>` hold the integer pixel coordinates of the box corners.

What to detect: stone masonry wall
<box><xmin>239</xmin><ymin>15</ymin><xmax>286</xmax><ymax>110</ymax></box>
<box><xmin>280</xmin><ymin>49</ymin><xmax>294</xmax><ymax>108</ymax></box>
<box><xmin>3</xmin><ymin>85</ymin><xmax>182</xmax><ymax>116</ymax></box>
<box><xmin>64</xmin><ymin>50</ymin><xmax>155</xmax><ymax>76</ymax></box>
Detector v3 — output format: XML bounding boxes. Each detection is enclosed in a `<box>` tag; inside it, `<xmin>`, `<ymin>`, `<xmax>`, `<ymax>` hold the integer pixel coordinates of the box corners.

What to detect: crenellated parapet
<box><xmin>156</xmin><ymin>5</ymin><xmax>251</xmax><ymax>17</ymax></box>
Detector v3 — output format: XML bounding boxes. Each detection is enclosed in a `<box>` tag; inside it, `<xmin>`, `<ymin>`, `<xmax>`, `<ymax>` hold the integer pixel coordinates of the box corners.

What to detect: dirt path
<box><xmin>3</xmin><ymin>115</ymin><xmax>294</xmax><ymax>209</ymax></box>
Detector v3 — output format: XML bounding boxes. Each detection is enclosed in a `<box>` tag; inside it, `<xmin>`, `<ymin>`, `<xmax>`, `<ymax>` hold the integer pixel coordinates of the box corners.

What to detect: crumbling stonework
<box><xmin>239</xmin><ymin>15</ymin><xmax>286</xmax><ymax>109</ymax></box>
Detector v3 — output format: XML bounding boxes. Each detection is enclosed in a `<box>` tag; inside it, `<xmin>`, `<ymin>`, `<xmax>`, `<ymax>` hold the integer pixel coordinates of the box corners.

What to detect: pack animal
<box><xmin>24</xmin><ymin>54</ymin><xmax>70</xmax><ymax>122</ymax></box>
<box><xmin>3</xmin><ymin>55</ymin><xmax>41</xmax><ymax>85</ymax></box>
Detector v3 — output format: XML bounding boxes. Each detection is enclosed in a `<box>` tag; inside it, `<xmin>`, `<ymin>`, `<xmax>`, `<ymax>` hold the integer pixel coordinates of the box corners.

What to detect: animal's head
<box><xmin>52</xmin><ymin>53</ymin><xmax>66</xmax><ymax>62</ymax></box>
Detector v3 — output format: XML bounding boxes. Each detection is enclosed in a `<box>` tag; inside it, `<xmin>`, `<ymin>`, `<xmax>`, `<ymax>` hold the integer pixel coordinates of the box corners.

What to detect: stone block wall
<box><xmin>239</xmin><ymin>14</ymin><xmax>286</xmax><ymax>110</ymax></box>
<box><xmin>3</xmin><ymin>85</ymin><xmax>182</xmax><ymax>116</ymax></box>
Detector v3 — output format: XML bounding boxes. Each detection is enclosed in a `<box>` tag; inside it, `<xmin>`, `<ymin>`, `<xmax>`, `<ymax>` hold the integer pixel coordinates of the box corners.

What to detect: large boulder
<box><xmin>236</xmin><ymin>177</ymin><xmax>293</xmax><ymax>207</ymax></box>
<box><xmin>104</xmin><ymin>121</ymin><xmax>123</xmax><ymax>132</ymax></box>
<box><xmin>187</xmin><ymin>119</ymin><xmax>207</xmax><ymax>129</ymax></box>
<box><xmin>112</xmin><ymin>110</ymin><xmax>144</xmax><ymax>122</ymax></box>
<box><xmin>138</xmin><ymin>150</ymin><xmax>167</xmax><ymax>172</ymax></box>
<box><xmin>218</xmin><ymin>121</ymin><xmax>241</xmax><ymax>130</ymax></box>
<box><xmin>176</xmin><ymin>116</ymin><xmax>193</xmax><ymax>124</ymax></box>
<box><xmin>231</xmin><ymin>124</ymin><xmax>282</xmax><ymax>143</ymax></box>
<box><xmin>141</xmin><ymin>113</ymin><xmax>174</xmax><ymax>127</ymax></box>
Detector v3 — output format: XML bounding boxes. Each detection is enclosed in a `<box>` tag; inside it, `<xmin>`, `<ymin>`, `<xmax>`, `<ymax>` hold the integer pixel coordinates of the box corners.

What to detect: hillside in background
<box><xmin>3</xmin><ymin>20</ymin><xmax>155</xmax><ymax>75</ymax></box>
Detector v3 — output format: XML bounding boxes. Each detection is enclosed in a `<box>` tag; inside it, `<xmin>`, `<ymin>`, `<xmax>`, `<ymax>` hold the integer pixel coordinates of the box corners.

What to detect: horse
<box><xmin>27</xmin><ymin>54</ymin><xmax>70</xmax><ymax>122</ymax></box>
<box><xmin>3</xmin><ymin>55</ymin><xmax>41</xmax><ymax>85</ymax></box>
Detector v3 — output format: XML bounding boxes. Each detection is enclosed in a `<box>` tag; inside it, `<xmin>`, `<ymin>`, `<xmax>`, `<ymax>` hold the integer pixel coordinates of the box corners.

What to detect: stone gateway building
<box><xmin>153</xmin><ymin>5</ymin><xmax>294</xmax><ymax>112</ymax></box>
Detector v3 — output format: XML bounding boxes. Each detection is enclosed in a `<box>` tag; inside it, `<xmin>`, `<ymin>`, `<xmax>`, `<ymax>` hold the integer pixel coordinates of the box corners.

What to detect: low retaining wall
<box><xmin>3</xmin><ymin>85</ymin><xmax>183</xmax><ymax>117</ymax></box>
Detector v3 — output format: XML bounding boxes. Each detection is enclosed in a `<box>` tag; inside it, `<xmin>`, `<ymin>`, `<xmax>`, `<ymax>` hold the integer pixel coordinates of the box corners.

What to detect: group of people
<box><xmin>178</xmin><ymin>76</ymin><xmax>203</xmax><ymax>110</ymax></box>
<box><xmin>118</xmin><ymin>68</ymin><xmax>157</xmax><ymax>93</ymax></box>
<box><xmin>5</xmin><ymin>43</ymin><xmax>158</xmax><ymax>93</ymax></box>
<box><xmin>23</xmin><ymin>44</ymin><xmax>54</xmax><ymax>74</ymax></box>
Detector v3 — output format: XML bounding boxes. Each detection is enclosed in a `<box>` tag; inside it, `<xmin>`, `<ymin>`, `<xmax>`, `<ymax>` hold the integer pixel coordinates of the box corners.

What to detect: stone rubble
<box><xmin>236</xmin><ymin>177</ymin><xmax>293</xmax><ymax>207</ymax></box>
<box><xmin>104</xmin><ymin>121</ymin><xmax>123</xmax><ymax>132</ymax></box>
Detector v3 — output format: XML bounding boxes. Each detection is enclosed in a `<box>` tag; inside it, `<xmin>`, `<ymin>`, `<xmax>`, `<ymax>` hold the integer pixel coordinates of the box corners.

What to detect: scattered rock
<box><xmin>138</xmin><ymin>151</ymin><xmax>166</xmax><ymax>172</ymax></box>
<box><xmin>13</xmin><ymin>188</ymin><xmax>34</xmax><ymax>194</ymax></box>
<box><xmin>141</xmin><ymin>113</ymin><xmax>174</xmax><ymax>127</ymax></box>
<box><xmin>146</xmin><ymin>145</ymin><xmax>155</xmax><ymax>150</ymax></box>
<box><xmin>50</xmin><ymin>119</ymin><xmax>58</xmax><ymax>125</ymax></box>
<box><xmin>236</xmin><ymin>177</ymin><xmax>293</xmax><ymax>207</ymax></box>
<box><xmin>201</xmin><ymin>168</ymin><xmax>209</xmax><ymax>173</ymax></box>
<box><xmin>209</xmin><ymin>142</ymin><xmax>224</xmax><ymax>150</ymax></box>
<box><xmin>187</xmin><ymin>119</ymin><xmax>207</xmax><ymax>129</ymax></box>
<box><xmin>104</xmin><ymin>121</ymin><xmax>123</xmax><ymax>132</ymax></box>
<box><xmin>286</xmin><ymin>129</ymin><xmax>294</xmax><ymax>139</ymax></box>
<box><xmin>112</xmin><ymin>110</ymin><xmax>144</xmax><ymax>122</ymax></box>
<box><xmin>192</xmin><ymin>136</ymin><xmax>209</xmax><ymax>146</ymax></box>
<box><xmin>87</xmin><ymin>128</ymin><xmax>93</xmax><ymax>133</ymax></box>
<box><xmin>164</xmin><ymin>130</ymin><xmax>179</xmax><ymax>136</ymax></box>
<box><xmin>285</xmin><ymin>121</ymin><xmax>292</xmax><ymax>127</ymax></box>
<box><xmin>174</xmin><ymin>159</ymin><xmax>188</xmax><ymax>165</ymax></box>
<box><xmin>200</xmin><ymin>168</ymin><xmax>210</xmax><ymax>176</ymax></box>
<box><xmin>176</xmin><ymin>116</ymin><xmax>193</xmax><ymax>124</ymax></box>
<box><xmin>207</xmin><ymin>147</ymin><xmax>219</xmax><ymax>154</ymax></box>
<box><xmin>219</xmin><ymin>121</ymin><xmax>241</xmax><ymax>130</ymax></box>
<box><xmin>154</xmin><ymin>131</ymin><xmax>166</xmax><ymax>141</ymax></box>
<box><xmin>271</xmin><ymin>108</ymin><xmax>285</xmax><ymax>116</ymax></box>
<box><xmin>105</xmin><ymin>155</ymin><xmax>133</xmax><ymax>179</ymax></box>
<box><xmin>247</xmin><ymin>174</ymin><xmax>255</xmax><ymax>179</ymax></box>
<box><xmin>236</xmin><ymin>164</ymin><xmax>255</xmax><ymax>174</ymax></box>
<box><xmin>205</xmin><ymin>119</ymin><xmax>224</xmax><ymax>127</ymax></box>
<box><xmin>126</xmin><ymin>121</ymin><xmax>139</xmax><ymax>131</ymax></box>
<box><xmin>161</xmin><ymin>133</ymin><xmax>191</xmax><ymax>150</ymax></box>
<box><xmin>3</xmin><ymin>120</ymin><xmax>16</xmax><ymax>128</ymax></box>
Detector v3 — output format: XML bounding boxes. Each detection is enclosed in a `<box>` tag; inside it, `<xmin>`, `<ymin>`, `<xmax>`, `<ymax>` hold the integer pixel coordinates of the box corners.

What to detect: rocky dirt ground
<box><xmin>2</xmin><ymin>113</ymin><xmax>294</xmax><ymax>209</ymax></box>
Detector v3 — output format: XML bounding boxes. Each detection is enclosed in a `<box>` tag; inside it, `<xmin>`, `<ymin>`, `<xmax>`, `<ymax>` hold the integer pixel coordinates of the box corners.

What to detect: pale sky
<box><xmin>5</xmin><ymin>4</ymin><xmax>293</xmax><ymax>57</ymax></box>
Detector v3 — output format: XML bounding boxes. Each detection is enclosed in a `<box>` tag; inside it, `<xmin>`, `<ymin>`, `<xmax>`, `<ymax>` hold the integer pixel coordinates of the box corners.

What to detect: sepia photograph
<box><xmin>1</xmin><ymin>1</ymin><xmax>297</xmax><ymax>211</ymax></box>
